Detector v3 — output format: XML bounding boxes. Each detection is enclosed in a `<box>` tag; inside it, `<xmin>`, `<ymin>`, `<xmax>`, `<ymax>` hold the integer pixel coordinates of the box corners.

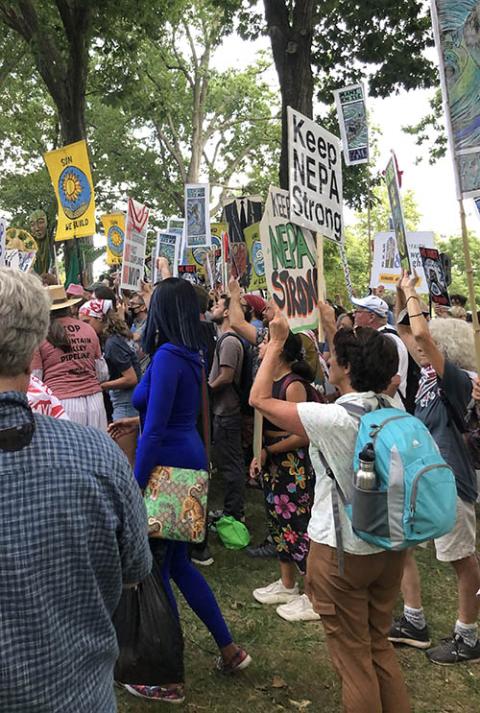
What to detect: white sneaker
<box><xmin>276</xmin><ymin>593</ymin><xmax>321</xmax><ymax>622</ymax></box>
<box><xmin>253</xmin><ymin>579</ymin><xmax>299</xmax><ymax>605</ymax></box>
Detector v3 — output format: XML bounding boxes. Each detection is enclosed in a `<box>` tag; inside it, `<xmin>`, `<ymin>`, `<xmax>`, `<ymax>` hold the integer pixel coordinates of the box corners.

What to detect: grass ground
<box><xmin>117</xmin><ymin>480</ymin><xmax>480</xmax><ymax>713</ymax></box>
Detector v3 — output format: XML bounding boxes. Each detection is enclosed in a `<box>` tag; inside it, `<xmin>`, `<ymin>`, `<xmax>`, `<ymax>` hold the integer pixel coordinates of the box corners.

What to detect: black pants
<box><xmin>212</xmin><ymin>413</ymin><xmax>245</xmax><ymax>520</ymax></box>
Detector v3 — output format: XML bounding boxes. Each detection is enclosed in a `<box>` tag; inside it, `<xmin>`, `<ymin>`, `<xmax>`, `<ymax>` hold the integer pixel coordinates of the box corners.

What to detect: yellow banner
<box><xmin>43</xmin><ymin>139</ymin><xmax>96</xmax><ymax>241</ymax></box>
<box><xmin>100</xmin><ymin>212</ymin><xmax>125</xmax><ymax>266</ymax></box>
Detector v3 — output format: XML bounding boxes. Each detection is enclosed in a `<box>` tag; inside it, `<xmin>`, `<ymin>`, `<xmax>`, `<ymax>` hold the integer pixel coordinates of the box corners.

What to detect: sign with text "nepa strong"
<box><xmin>288</xmin><ymin>107</ymin><xmax>344</xmax><ymax>243</ymax></box>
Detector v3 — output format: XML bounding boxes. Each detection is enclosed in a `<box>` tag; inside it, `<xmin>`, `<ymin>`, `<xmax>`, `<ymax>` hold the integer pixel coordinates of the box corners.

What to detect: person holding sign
<box><xmin>390</xmin><ymin>272</ymin><xmax>480</xmax><ymax>666</ymax></box>
<box><xmin>250</xmin><ymin>303</ymin><xmax>410</xmax><ymax>713</ymax></box>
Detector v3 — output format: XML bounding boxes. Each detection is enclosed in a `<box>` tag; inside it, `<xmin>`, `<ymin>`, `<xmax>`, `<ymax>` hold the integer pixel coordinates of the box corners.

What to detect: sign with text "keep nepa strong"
<box><xmin>287</xmin><ymin>107</ymin><xmax>344</xmax><ymax>243</ymax></box>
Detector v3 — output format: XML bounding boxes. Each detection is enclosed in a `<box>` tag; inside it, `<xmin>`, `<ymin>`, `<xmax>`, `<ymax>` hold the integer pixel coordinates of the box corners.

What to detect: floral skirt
<box><xmin>262</xmin><ymin>436</ymin><xmax>315</xmax><ymax>575</ymax></box>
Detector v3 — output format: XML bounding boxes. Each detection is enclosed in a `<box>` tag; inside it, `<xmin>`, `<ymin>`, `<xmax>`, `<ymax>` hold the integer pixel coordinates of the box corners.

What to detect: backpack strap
<box><xmin>278</xmin><ymin>373</ymin><xmax>306</xmax><ymax>401</ymax></box>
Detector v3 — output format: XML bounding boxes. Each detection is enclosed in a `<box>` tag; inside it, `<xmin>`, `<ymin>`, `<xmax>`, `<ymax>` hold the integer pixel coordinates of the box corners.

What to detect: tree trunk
<box><xmin>263</xmin><ymin>0</ymin><xmax>314</xmax><ymax>189</ymax></box>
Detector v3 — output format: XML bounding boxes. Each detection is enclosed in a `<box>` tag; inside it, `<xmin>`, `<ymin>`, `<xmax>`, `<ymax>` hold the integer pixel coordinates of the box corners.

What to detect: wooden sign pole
<box><xmin>253</xmin><ymin>408</ymin><xmax>264</xmax><ymax>465</ymax></box>
<box><xmin>317</xmin><ymin>233</ymin><xmax>326</xmax><ymax>342</ymax></box>
<box><xmin>459</xmin><ymin>200</ymin><xmax>480</xmax><ymax>372</ymax></box>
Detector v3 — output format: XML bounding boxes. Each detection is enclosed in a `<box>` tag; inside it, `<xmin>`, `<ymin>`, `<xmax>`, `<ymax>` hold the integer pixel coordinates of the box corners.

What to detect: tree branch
<box><xmin>154</xmin><ymin>121</ymin><xmax>187</xmax><ymax>183</ymax></box>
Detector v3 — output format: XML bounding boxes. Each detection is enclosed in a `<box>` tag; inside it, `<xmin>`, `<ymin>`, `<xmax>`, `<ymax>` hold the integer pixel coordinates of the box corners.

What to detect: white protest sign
<box><xmin>185</xmin><ymin>184</ymin><xmax>211</xmax><ymax>248</ymax></box>
<box><xmin>120</xmin><ymin>197</ymin><xmax>149</xmax><ymax>291</ymax></box>
<box><xmin>153</xmin><ymin>230</ymin><xmax>181</xmax><ymax>282</ymax></box>
<box><xmin>260</xmin><ymin>186</ymin><xmax>318</xmax><ymax>333</ymax></box>
<box><xmin>288</xmin><ymin>107</ymin><xmax>343</xmax><ymax>243</ymax></box>
<box><xmin>370</xmin><ymin>232</ymin><xmax>435</xmax><ymax>295</ymax></box>
<box><xmin>0</xmin><ymin>217</ymin><xmax>6</xmax><ymax>266</ymax></box>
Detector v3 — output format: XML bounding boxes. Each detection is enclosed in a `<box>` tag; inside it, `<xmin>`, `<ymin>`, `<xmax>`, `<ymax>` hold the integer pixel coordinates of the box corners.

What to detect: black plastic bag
<box><xmin>113</xmin><ymin>557</ymin><xmax>184</xmax><ymax>685</ymax></box>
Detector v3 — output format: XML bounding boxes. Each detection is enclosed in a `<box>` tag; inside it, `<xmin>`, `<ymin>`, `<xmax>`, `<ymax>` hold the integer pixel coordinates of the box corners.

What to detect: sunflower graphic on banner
<box><xmin>100</xmin><ymin>213</ymin><xmax>125</xmax><ymax>265</ymax></box>
<box><xmin>43</xmin><ymin>140</ymin><xmax>96</xmax><ymax>241</ymax></box>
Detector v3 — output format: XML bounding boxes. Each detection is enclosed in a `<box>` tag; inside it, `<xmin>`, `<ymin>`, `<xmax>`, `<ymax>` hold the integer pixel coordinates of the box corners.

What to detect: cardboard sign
<box><xmin>288</xmin><ymin>107</ymin><xmax>343</xmax><ymax>243</ymax></box>
<box><xmin>100</xmin><ymin>212</ymin><xmax>125</xmax><ymax>266</ymax></box>
<box><xmin>120</xmin><ymin>198</ymin><xmax>149</xmax><ymax>291</ymax></box>
<box><xmin>370</xmin><ymin>232</ymin><xmax>435</xmax><ymax>294</ymax></box>
<box><xmin>0</xmin><ymin>217</ymin><xmax>6</xmax><ymax>267</ymax></box>
<box><xmin>333</xmin><ymin>84</ymin><xmax>369</xmax><ymax>166</ymax></box>
<box><xmin>185</xmin><ymin>184</ymin><xmax>211</xmax><ymax>248</ymax></box>
<box><xmin>385</xmin><ymin>154</ymin><xmax>410</xmax><ymax>272</ymax></box>
<box><xmin>43</xmin><ymin>139</ymin><xmax>96</xmax><ymax>241</ymax></box>
<box><xmin>244</xmin><ymin>222</ymin><xmax>267</xmax><ymax>291</ymax></box>
<box><xmin>432</xmin><ymin>1</ymin><xmax>480</xmax><ymax>199</ymax></box>
<box><xmin>260</xmin><ymin>186</ymin><xmax>318</xmax><ymax>333</ymax></box>
<box><xmin>5</xmin><ymin>249</ymin><xmax>36</xmax><ymax>272</ymax></box>
<box><xmin>419</xmin><ymin>247</ymin><xmax>450</xmax><ymax>306</ymax></box>
<box><xmin>153</xmin><ymin>230</ymin><xmax>181</xmax><ymax>282</ymax></box>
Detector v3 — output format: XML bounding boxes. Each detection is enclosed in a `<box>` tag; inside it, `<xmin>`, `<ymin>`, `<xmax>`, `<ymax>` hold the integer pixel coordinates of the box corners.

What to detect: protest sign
<box><xmin>288</xmin><ymin>107</ymin><xmax>343</xmax><ymax>243</ymax></box>
<box><xmin>185</xmin><ymin>184</ymin><xmax>211</xmax><ymax>248</ymax></box>
<box><xmin>0</xmin><ymin>217</ymin><xmax>6</xmax><ymax>266</ymax></box>
<box><xmin>260</xmin><ymin>186</ymin><xmax>318</xmax><ymax>333</ymax></box>
<box><xmin>5</xmin><ymin>249</ymin><xmax>36</xmax><ymax>272</ymax></box>
<box><xmin>432</xmin><ymin>1</ymin><xmax>480</xmax><ymax>199</ymax></box>
<box><xmin>333</xmin><ymin>84</ymin><xmax>369</xmax><ymax>166</ymax></box>
<box><xmin>100</xmin><ymin>212</ymin><xmax>125</xmax><ymax>266</ymax></box>
<box><xmin>370</xmin><ymin>232</ymin><xmax>434</xmax><ymax>294</ymax></box>
<box><xmin>419</xmin><ymin>246</ymin><xmax>450</xmax><ymax>306</ymax></box>
<box><xmin>244</xmin><ymin>223</ymin><xmax>267</xmax><ymax>291</ymax></box>
<box><xmin>43</xmin><ymin>140</ymin><xmax>95</xmax><ymax>241</ymax></box>
<box><xmin>385</xmin><ymin>154</ymin><xmax>410</xmax><ymax>272</ymax></box>
<box><xmin>153</xmin><ymin>230</ymin><xmax>181</xmax><ymax>282</ymax></box>
<box><xmin>120</xmin><ymin>198</ymin><xmax>149</xmax><ymax>291</ymax></box>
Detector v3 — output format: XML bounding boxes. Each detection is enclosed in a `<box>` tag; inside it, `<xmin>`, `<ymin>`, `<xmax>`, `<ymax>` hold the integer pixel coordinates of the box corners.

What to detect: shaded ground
<box><xmin>117</xmin><ymin>478</ymin><xmax>480</xmax><ymax>713</ymax></box>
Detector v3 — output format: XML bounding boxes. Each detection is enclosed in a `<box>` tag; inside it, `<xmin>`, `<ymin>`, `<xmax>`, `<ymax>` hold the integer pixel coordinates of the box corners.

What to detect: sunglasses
<box><xmin>0</xmin><ymin>400</ymin><xmax>36</xmax><ymax>452</ymax></box>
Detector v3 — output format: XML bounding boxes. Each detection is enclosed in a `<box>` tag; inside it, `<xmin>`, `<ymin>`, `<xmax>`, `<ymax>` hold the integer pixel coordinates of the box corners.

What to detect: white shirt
<box><xmin>298</xmin><ymin>392</ymin><xmax>396</xmax><ymax>556</ymax></box>
<box><xmin>377</xmin><ymin>325</ymin><xmax>409</xmax><ymax>401</ymax></box>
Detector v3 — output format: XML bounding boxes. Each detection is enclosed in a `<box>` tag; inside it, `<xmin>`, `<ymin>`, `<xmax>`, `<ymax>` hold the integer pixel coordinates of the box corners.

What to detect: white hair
<box><xmin>429</xmin><ymin>317</ymin><xmax>476</xmax><ymax>372</ymax></box>
<box><xmin>0</xmin><ymin>268</ymin><xmax>51</xmax><ymax>376</ymax></box>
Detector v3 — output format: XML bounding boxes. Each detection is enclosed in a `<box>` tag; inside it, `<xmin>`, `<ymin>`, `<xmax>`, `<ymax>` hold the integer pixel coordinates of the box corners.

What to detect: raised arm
<box><xmin>399</xmin><ymin>270</ymin><xmax>444</xmax><ymax>377</ymax></box>
<box><xmin>228</xmin><ymin>275</ymin><xmax>258</xmax><ymax>345</ymax></box>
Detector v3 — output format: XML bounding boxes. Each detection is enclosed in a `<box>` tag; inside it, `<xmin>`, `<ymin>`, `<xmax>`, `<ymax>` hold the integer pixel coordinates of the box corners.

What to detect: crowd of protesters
<box><xmin>1</xmin><ymin>262</ymin><xmax>480</xmax><ymax>713</ymax></box>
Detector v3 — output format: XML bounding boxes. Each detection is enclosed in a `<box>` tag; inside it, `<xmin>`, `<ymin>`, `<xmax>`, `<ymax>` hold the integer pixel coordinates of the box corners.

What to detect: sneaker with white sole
<box><xmin>253</xmin><ymin>579</ymin><xmax>299</xmax><ymax>605</ymax></box>
<box><xmin>276</xmin><ymin>593</ymin><xmax>321</xmax><ymax>622</ymax></box>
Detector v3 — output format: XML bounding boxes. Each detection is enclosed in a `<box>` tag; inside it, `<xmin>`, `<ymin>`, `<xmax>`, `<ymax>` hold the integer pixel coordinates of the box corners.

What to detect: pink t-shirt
<box><xmin>31</xmin><ymin>317</ymin><xmax>102</xmax><ymax>400</ymax></box>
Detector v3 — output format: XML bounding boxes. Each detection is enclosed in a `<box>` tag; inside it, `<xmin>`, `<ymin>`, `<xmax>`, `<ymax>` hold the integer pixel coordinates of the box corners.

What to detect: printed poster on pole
<box><xmin>431</xmin><ymin>1</ymin><xmax>480</xmax><ymax>199</ymax></box>
<box><xmin>153</xmin><ymin>230</ymin><xmax>181</xmax><ymax>282</ymax></box>
<box><xmin>333</xmin><ymin>84</ymin><xmax>369</xmax><ymax>166</ymax></box>
<box><xmin>260</xmin><ymin>186</ymin><xmax>318</xmax><ymax>333</ymax></box>
<box><xmin>120</xmin><ymin>198</ymin><xmax>149</xmax><ymax>291</ymax></box>
<box><xmin>185</xmin><ymin>184</ymin><xmax>211</xmax><ymax>248</ymax></box>
<box><xmin>370</xmin><ymin>232</ymin><xmax>435</xmax><ymax>294</ymax></box>
<box><xmin>287</xmin><ymin>107</ymin><xmax>343</xmax><ymax>243</ymax></box>
<box><xmin>419</xmin><ymin>246</ymin><xmax>451</xmax><ymax>306</ymax></box>
<box><xmin>244</xmin><ymin>223</ymin><xmax>267</xmax><ymax>292</ymax></box>
<box><xmin>385</xmin><ymin>154</ymin><xmax>411</xmax><ymax>272</ymax></box>
<box><xmin>100</xmin><ymin>212</ymin><xmax>125</xmax><ymax>266</ymax></box>
<box><xmin>43</xmin><ymin>140</ymin><xmax>96</xmax><ymax>241</ymax></box>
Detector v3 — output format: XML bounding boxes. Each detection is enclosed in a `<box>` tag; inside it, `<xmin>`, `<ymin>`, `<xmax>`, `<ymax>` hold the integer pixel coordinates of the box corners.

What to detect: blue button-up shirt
<box><xmin>0</xmin><ymin>392</ymin><xmax>152</xmax><ymax>712</ymax></box>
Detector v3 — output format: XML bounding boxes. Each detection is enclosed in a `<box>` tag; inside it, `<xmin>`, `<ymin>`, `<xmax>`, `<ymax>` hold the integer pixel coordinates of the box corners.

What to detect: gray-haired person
<box><xmin>0</xmin><ymin>268</ymin><xmax>152</xmax><ymax>712</ymax></box>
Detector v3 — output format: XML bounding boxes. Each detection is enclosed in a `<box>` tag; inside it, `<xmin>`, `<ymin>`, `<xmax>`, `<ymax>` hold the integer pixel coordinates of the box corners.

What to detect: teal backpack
<box><xmin>322</xmin><ymin>403</ymin><xmax>457</xmax><ymax>571</ymax></box>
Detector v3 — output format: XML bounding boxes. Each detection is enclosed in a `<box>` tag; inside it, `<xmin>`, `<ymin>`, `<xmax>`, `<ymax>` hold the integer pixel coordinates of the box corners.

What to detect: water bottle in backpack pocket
<box><xmin>342</xmin><ymin>406</ymin><xmax>457</xmax><ymax>550</ymax></box>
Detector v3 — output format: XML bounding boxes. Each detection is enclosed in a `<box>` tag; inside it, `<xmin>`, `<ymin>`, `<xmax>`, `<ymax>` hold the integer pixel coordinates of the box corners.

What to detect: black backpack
<box><xmin>215</xmin><ymin>333</ymin><xmax>254</xmax><ymax>413</ymax></box>
<box><xmin>382</xmin><ymin>327</ymin><xmax>420</xmax><ymax>415</ymax></box>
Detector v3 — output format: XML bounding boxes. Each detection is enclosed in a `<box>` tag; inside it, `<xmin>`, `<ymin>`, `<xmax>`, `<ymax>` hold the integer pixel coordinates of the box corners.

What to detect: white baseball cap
<box><xmin>351</xmin><ymin>295</ymin><xmax>389</xmax><ymax>318</ymax></box>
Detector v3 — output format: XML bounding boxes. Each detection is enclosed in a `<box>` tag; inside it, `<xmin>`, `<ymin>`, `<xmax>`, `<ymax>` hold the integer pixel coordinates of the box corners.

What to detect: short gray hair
<box><xmin>0</xmin><ymin>268</ymin><xmax>51</xmax><ymax>376</ymax></box>
<box><xmin>429</xmin><ymin>317</ymin><xmax>476</xmax><ymax>372</ymax></box>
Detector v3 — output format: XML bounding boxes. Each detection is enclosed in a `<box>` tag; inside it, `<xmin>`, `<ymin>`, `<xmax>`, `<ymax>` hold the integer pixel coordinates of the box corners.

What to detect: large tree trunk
<box><xmin>263</xmin><ymin>0</ymin><xmax>314</xmax><ymax>189</ymax></box>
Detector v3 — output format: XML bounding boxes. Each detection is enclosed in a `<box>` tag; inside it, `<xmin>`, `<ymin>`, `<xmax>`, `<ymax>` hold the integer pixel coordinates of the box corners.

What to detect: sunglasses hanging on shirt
<box><xmin>0</xmin><ymin>398</ymin><xmax>36</xmax><ymax>452</ymax></box>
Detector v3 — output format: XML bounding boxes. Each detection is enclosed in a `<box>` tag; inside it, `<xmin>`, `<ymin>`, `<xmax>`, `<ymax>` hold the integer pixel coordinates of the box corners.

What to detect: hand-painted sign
<box><xmin>288</xmin><ymin>107</ymin><xmax>343</xmax><ymax>243</ymax></box>
<box><xmin>260</xmin><ymin>186</ymin><xmax>318</xmax><ymax>333</ymax></box>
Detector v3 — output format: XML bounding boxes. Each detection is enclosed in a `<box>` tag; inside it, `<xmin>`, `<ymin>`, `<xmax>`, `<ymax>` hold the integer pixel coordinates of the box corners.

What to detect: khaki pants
<box><xmin>307</xmin><ymin>542</ymin><xmax>410</xmax><ymax>713</ymax></box>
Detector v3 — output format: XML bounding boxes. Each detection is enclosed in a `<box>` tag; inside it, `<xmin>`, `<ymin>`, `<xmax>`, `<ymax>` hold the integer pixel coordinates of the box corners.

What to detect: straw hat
<box><xmin>46</xmin><ymin>285</ymin><xmax>82</xmax><ymax>311</ymax></box>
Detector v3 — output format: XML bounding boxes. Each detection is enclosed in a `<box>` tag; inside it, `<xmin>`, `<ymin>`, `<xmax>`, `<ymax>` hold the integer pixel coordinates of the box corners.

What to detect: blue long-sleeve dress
<box><xmin>132</xmin><ymin>342</ymin><xmax>231</xmax><ymax>649</ymax></box>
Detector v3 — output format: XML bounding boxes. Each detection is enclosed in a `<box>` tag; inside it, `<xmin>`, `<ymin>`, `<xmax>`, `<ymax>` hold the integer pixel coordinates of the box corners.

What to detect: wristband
<box><xmin>406</xmin><ymin>295</ymin><xmax>419</xmax><ymax>305</ymax></box>
<box><xmin>409</xmin><ymin>312</ymin><xmax>424</xmax><ymax>318</ymax></box>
